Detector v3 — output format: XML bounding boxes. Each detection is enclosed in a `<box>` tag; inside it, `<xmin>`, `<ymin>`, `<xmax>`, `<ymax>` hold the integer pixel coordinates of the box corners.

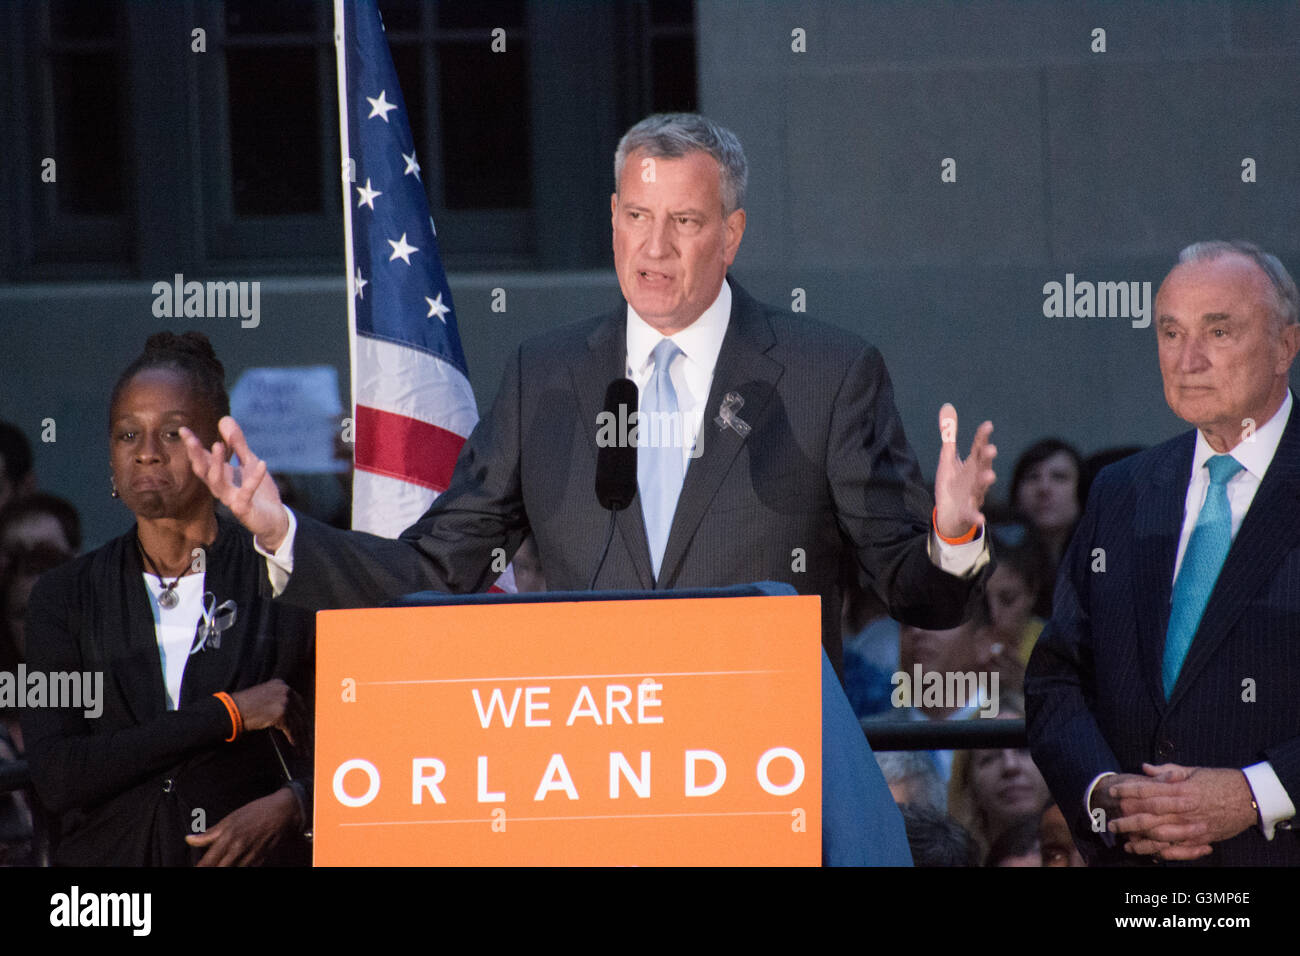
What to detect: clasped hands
<box><xmin>1093</xmin><ymin>763</ymin><xmax>1258</xmax><ymax>861</ymax></box>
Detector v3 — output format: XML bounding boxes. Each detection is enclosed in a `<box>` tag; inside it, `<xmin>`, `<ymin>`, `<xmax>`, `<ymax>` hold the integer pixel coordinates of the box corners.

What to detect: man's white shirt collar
<box><xmin>625</xmin><ymin>278</ymin><xmax>731</xmax><ymax>379</ymax></box>
<box><xmin>1191</xmin><ymin>388</ymin><xmax>1292</xmax><ymax>481</ymax></box>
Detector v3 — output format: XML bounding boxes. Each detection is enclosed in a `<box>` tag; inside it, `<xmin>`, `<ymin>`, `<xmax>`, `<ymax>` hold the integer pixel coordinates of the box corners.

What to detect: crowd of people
<box><xmin>0</xmin><ymin>423</ymin><xmax>81</xmax><ymax>864</ymax></box>
<box><xmin>0</xmin><ymin>362</ymin><xmax>1118</xmax><ymax>868</ymax></box>
<box><xmin>846</xmin><ymin>435</ymin><xmax>1139</xmax><ymax>867</ymax></box>
<box><xmin>4</xmin><ymin>112</ymin><xmax>1296</xmax><ymax>869</ymax></box>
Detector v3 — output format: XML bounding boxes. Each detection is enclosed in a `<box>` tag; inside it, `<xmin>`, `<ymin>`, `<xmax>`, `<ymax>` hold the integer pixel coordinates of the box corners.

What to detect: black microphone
<box><xmin>590</xmin><ymin>378</ymin><xmax>638</xmax><ymax>588</ymax></box>
<box><xmin>595</xmin><ymin>378</ymin><xmax>638</xmax><ymax>511</ymax></box>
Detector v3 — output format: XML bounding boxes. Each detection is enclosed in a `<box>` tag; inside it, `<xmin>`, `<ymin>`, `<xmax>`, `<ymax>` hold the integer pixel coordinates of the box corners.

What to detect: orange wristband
<box><xmin>933</xmin><ymin>507</ymin><xmax>979</xmax><ymax>545</ymax></box>
<box><xmin>214</xmin><ymin>692</ymin><xmax>243</xmax><ymax>742</ymax></box>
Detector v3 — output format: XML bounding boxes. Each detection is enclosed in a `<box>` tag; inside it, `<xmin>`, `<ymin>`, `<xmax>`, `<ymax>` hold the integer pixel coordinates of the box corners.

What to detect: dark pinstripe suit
<box><xmin>1026</xmin><ymin>406</ymin><xmax>1300</xmax><ymax>865</ymax></box>
<box><xmin>282</xmin><ymin>280</ymin><xmax>981</xmax><ymax>668</ymax></box>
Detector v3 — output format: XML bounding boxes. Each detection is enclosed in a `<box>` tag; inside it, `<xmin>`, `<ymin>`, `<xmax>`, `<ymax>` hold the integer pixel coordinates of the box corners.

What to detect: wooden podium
<box><xmin>312</xmin><ymin>585</ymin><xmax>822</xmax><ymax>866</ymax></box>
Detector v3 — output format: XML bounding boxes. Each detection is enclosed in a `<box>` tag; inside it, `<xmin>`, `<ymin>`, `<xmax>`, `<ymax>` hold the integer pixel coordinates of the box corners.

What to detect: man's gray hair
<box><xmin>1178</xmin><ymin>240</ymin><xmax>1300</xmax><ymax>328</ymax></box>
<box><xmin>613</xmin><ymin>113</ymin><xmax>748</xmax><ymax>215</ymax></box>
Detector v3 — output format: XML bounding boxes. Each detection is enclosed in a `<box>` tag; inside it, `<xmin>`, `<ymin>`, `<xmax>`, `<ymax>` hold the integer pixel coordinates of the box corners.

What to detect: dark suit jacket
<box><xmin>1025</xmin><ymin>405</ymin><xmax>1300</xmax><ymax>865</ymax></box>
<box><xmin>22</xmin><ymin>515</ymin><xmax>314</xmax><ymax>866</ymax></box>
<box><xmin>285</xmin><ymin>280</ymin><xmax>981</xmax><ymax>667</ymax></box>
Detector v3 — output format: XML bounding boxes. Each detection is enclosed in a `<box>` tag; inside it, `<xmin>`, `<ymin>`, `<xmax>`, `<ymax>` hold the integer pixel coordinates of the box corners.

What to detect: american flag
<box><xmin>334</xmin><ymin>0</ymin><xmax>472</xmax><ymax>536</ymax></box>
<box><xmin>334</xmin><ymin>0</ymin><xmax>513</xmax><ymax>588</ymax></box>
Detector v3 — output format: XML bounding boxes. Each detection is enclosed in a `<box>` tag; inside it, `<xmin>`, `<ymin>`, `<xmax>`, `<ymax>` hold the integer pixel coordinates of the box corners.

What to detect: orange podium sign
<box><xmin>313</xmin><ymin>593</ymin><xmax>822</xmax><ymax>865</ymax></box>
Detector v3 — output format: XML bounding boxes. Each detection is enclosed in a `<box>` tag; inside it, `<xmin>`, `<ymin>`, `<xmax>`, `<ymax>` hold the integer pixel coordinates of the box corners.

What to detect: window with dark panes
<box><xmin>223</xmin><ymin>0</ymin><xmax>331</xmax><ymax>217</ymax></box>
<box><xmin>647</xmin><ymin>0</ymin><xmax>697</xmax><ymax>115</ymax></box>
<box><xmin>5</xmin><ymin>0</ymin><xmax>699</xmax><ymax>278</ymax></box>
<box><xmin>434</xmin><ymin>0</ymin><xmax>531</xmax><ymax>210</ymax></box>
<box><xmin>198</xmin><ymin>0</ymin><xmax>339</xmax><ymax>268</ymax></box>
<box><xmin>380</xmin><ymin>0</ymin><xmax>533</xmax><ymax>262</ymax></box>
<box><xmin>47</xmin><ymin>9</ymin><xmax>125</xmax><ymax>215</ymax></box>
<box><xmin>615</xmin><ymin>0</ymin><xmax>697</xmax><ymax>128</ymax></box>
<box><xmin>29</xmin><ymin>0</ymin><xmax>131</xmax><ymax>266</ymax></box>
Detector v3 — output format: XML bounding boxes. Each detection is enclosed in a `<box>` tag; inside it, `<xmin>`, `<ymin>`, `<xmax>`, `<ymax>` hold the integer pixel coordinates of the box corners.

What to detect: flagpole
<box><xmin>333</xmin><ymin>0</ymin><xmax>359</xmax><ymax>527</ymax></box>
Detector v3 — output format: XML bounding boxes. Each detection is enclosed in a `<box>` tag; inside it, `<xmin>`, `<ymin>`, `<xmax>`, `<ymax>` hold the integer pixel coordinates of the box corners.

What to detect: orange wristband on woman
<box><xmin>932</xmin><ymin>507</ymin><xmax>979</xmax><ymax>545</ymax></box>
<box><xmin>213</xmin><ymin>691</ymin><xmax>243</xmax><ymax>742</ymax></box>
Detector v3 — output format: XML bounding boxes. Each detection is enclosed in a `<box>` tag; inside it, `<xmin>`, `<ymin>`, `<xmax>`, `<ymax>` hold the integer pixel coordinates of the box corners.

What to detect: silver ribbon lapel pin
<box><xmin>714</xmin><ymin>391</ymin><xmax>751</xmax><ymax>437</ymax></box>
<box><xmin>192</xmin><ymin>593</ymin><xmax>237</xmax><ymax>654</ymax></box>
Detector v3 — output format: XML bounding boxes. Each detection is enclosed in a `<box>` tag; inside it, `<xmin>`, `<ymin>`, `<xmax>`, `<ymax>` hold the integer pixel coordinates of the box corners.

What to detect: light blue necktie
<box><xmin>639</xmin><ymin>339</ymin><xmax>684</xmax><ymax>579</ymax></box>
<box><xmin>1162</xmin><ymin>453</ymin><xmax>1244</xmax><ymax>697</ymax></box>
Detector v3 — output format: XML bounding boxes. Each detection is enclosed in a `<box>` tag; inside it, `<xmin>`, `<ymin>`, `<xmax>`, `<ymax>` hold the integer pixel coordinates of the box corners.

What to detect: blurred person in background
<box><xmin>900</xmin><ymin>804</ymin><xmax>979</xmax><ymax>866</ymax></box>
<box><xmin>983</xmin><ymin>536</ymin><xmax>1044</xmax><ymax>658</ymax></box>
<box><xmin>0</xmin><ymin>493</ymin><xmax>80</xmax><ymax>581</ymax></box>
<box><xmin>1007</xmin><ymin>438</ymin><xmax>1083</xmax><ymax>617</ymax></box>
<box><xmin>985</xmin><ymin>813</ymin><xmax>1041</xmax><ymax>867</ymax></box>
<box><xmin>868</xmin><ymin>598</ymin><xmax>998</xmax><ymax>785</ymax></box>
<box><xmin>948</xmin><ymin>698</ymin><xmax>1051</xmax><ymax>862</ymax></box>
<box><xmin>975</xmin><ymin>534</ymin><xmax>1050</xmax><ymax>696</ymax></box>
<box><xmin>0</xmin><ymin>422</ymin><xmax>35</xmax><ymax>513</ymax></box>
<box><xmin>1039</xmin><ymin>801</ymin><xmax>1087</xmax><ymax>867</ymax></box>
<box><xmin>2</xmin><ymin>544</ymin><xmax>77</xmax><ymax>742</ymax></box>
<box><xmin>840</xmin><ymin>565</ymin><xmax>896</xmax><ymax>718</ymax></box>
<box><xmin>874</xmin><ymin>749</ymin><xmax>946</xmax><ymax>810</ymax></box>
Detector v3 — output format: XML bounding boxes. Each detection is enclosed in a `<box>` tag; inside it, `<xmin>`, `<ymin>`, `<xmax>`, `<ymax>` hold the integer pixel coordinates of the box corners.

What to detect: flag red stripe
<box><xmin>354</xmin><ymin>404</ymin><xmax>465</xmax><ymax>492</ymax></box>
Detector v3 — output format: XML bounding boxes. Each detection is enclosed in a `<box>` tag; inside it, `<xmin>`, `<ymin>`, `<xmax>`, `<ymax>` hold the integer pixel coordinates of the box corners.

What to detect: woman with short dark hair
<box><xmin>22</xmin><ymin>332</ymin><xmax>314</xmax><ymax>865</ymax></box>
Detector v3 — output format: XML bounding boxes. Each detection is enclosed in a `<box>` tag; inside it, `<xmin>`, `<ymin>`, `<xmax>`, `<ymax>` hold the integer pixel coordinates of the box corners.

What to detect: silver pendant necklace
<box><xmin>138</xmin><ymin>540</ymin><xmax>182</xmax><ymax>610</ymax></box>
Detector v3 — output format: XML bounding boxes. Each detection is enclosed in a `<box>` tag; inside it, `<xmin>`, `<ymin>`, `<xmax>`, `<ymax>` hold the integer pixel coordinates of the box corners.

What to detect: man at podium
<box><xmin>183</xmin><ymin>113</ymin><xmax>996</xmax><ymax>671</ymax></box>
<box><xmin>183</xmin><ymin>115</ymin><xmax>996</xmax><ymax>866</ymax></box>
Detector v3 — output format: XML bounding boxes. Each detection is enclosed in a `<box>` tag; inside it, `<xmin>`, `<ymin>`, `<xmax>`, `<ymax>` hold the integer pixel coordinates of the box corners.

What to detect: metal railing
<box><xmin>864</xmin><ymin>719</ymin><xmax>1027</xmax><ymax>751</ymax></box>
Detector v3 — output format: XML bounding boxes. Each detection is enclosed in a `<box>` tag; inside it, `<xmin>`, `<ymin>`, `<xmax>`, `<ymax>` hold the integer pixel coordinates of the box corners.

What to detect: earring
<box><xmin>110</xmin><ymin>475</ymin><xmax>119</xmax><ymax>498</ymax></box>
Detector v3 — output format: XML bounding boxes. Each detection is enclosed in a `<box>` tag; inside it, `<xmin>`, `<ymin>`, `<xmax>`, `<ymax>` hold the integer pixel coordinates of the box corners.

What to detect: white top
<box><xmin>142</xmin><ymin>572</ymin><xmax>206</xmax><ymax>711</ymax></box>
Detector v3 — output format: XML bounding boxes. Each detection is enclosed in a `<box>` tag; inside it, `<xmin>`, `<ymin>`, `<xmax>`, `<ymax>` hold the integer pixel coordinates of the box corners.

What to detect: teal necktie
<box><xmin>639</xmin><ymin>340</ymin><xmax>683</xmax><ymax>579</ymax></box>
<box><xmin>1162</xmin><ymin>453</ymin><xmax>1244</xmax><ymax>697</ymax></box>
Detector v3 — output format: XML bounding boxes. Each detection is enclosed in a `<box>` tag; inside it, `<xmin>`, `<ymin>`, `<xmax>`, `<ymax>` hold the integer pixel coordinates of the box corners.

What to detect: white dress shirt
<box><xmin>625</xmin><ymin>278</ymin><xmax>730</xmax><ymax>474</ymax></box>
<box><xmin>1086</xmin><ymin>390</ymin><xmax>1296</xmax><ymax>839</ymax></box>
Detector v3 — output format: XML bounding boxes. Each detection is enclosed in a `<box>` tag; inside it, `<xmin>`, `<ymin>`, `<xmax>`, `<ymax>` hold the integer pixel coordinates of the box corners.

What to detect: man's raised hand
<box><xmin>180</xmin><ymin>416</ymin><xmax>290</xmax><ymax>551</ymax></box>
<box><xmin>933</xmin><ymin>403</ymin><xmax>996</xmax><ymax>540</ymax></box>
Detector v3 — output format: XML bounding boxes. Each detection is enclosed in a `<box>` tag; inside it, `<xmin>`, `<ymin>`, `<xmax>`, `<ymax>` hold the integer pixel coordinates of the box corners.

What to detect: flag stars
<box><xmin>403</xmin><ymin>150</ymin><xmax>422</xmax><ymax>179</ymax></box>
<box><xmin>366</xmin><ymin>90</ymin><xmax>398</xmax><ymax>122</ymax></box>
<box><xmin>354</xmin><ymin>268</ymin><xmax>368</xmax><ymax>299</ymax></box>
<box><xmin>425</xmin><ymin>292</ymin><xmax>450</xmax><ymax>322</ymax></box>
<box><xmin>355</xmin><ymin>178</ymin><xmax>382</xmax><ymax>210</ymax></box>
<box><xmin>388</xmin><ymin>233</ymin><xmax>418</xmax><ymax>265</ymax></box>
